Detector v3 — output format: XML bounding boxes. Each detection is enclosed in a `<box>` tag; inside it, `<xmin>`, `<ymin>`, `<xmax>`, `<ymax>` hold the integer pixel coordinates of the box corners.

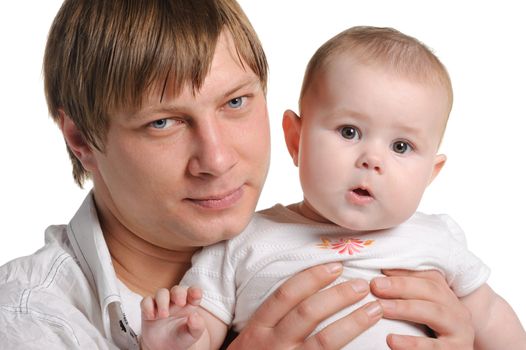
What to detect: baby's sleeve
<box><xmin>180</xmin><ymin>242</ymin><xmax>236</xmax><ymax>325</ymax></box>
<box><xmin>439</xmin><ymin>214</ymin><xmax>491</xmax><ymax>297</ymax></box>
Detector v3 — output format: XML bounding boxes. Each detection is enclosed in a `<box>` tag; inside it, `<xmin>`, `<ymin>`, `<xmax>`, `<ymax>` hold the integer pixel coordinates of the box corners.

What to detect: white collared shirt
<box><xmin>0</xmin><ymin>194</ymin><xmax>141</xmax><ymax>349</ymax></box>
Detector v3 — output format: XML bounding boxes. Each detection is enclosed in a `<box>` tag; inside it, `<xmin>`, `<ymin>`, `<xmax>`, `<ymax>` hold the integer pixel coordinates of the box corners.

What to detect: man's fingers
<box><xmin>229</xmin><ymin>264</ymin><xmax>383</xmax><ymax>350</ymax></box>
<box><xmin>371</xmin><ymin>274</ymin><xmax>454</xmax><ymax>306</ymax></box>
<box><xmin>382</xmin><ymin>269</ymin><xmax>446</xmax><ymax>284</ymax></box>
<box><xmin>386</xmin><ymin>333</ymin><xmax>444</xmax><ymax>350</ymax></box>
<box><xmin>379</xmin><ymin>298</ymin><xmax>471</xmax><ymax>336</ymax></box>
<box><xmin>251</xmin><ymin>263</ymin><xmax>343</xmax><ymax>327</ymax></box>
<box><xmin>375</xmin><ymin>270</ymin><xmax>475</xmax><ymax>348</ymax></box>
<box><xmin>275</xmin><ymin>278</ymin><xmax>370</xmax><ymax>341</ymax></box>
<box><xmin>302</xmin><ymin>301</ymin><xmax>383</xmax><ymax>350</ymax></box>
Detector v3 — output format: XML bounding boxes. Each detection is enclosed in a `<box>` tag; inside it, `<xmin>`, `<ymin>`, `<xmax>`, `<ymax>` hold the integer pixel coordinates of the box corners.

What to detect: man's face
<box><xmin>90</xmin><ymin>32</ymin><xmax>270</xmax><ymax>249</ymax></box>
<box><xmin>295</xmin><ymin>57</ymin><xmax>448</xmax><ymax>231</ymax></box>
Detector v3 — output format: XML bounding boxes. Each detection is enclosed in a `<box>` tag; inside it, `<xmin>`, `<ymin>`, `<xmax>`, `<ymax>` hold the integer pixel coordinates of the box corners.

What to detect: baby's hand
<box><xmin>141</xmin><ymin>286</ymin><xmax>205</xmax><ymax>350</ymax></box>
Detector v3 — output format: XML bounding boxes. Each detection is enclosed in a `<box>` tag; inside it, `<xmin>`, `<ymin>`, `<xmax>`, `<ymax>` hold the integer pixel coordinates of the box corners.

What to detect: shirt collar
<box><xmin>67</xmin><ymin>192</ymin><xmax>139</xmax><ymax>349</ymax></box>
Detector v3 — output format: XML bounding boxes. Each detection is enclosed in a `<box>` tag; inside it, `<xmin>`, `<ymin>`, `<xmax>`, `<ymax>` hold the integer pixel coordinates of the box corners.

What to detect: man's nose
<box><xmin>188</xmin><ymin>119</ymin><xmax>238</xmax><ymax>178</ymax></box>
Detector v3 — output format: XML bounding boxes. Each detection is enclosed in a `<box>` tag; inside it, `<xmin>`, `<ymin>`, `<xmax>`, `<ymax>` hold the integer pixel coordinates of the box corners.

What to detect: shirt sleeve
<box><xmin>439</xmin><ymin>214</ymin><xmax>491</xmax><ymax>297</ymax></box>
<box><xmin>0</xmin><ymin>308</ymin><xmax>119</xmax><ymax>350</ymax></box>
<box><xmin>180</xmin><ymin>241</ymin><xmax>236</xmax><ymax>325</ymax></box>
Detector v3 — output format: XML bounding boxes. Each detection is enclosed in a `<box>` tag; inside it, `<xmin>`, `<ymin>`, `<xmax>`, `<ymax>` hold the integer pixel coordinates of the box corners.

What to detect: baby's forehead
<box><xmin>308</xmin><ymin>44</ymin><xmax>453</xmax><ymax>108</ymax></box>
<box><xmin>303</xmin><ymin>60</ymin><xmax>451</xmax><ymax>138</ymax></box>
<box><xmin>317</xmin><ymin>58</ymin><xmax>451</xmax><ymax>113</ymax></box>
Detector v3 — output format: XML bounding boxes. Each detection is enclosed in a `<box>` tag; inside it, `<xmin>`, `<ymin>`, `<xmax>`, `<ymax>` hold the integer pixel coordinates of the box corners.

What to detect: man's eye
<box><xmin>149</xmin><ymin>119</ymin><xmax>180</xmax><ymax>129</ymax></box>
<box><xmin>339</xmin><ymin>126</ymin><xmax>360</xmax><ymax>140</ymax></box>
<box><xmin>392</xmin><ymin>141</ymin><xmax>413</xmax><ymax>154</ymax></box>
<box><xmin>227</xmin><ymin>96</ymin><xmax>245</xmax><ymax>109</ymax></box>
<box><xmin>150</xmin><ymin>119</ymin><xmax>169</xmax><ymax>129</ymax></box>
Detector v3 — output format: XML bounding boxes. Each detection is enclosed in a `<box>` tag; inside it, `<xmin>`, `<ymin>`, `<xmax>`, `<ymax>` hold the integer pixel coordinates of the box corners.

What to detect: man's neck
<box><xmin>104</xmin><ymin>228</ymin><xmax>195</xmax><ymax>297</ymax></box>
<box><xmin>94</xmin><ymin>194</ymin><xmax>197</xmax><ymax>297</ymax></box>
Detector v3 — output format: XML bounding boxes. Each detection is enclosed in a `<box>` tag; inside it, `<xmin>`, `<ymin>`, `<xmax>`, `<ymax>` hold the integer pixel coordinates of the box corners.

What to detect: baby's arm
<box><xmin>140</xmin><ymin>286</ymin><xmax>228</xmax><ymax>350</ymax></box>
<box><xmin>461</xmin><ymin>283</ymin><xmax>526</xmax><ymax>349</ymax></box>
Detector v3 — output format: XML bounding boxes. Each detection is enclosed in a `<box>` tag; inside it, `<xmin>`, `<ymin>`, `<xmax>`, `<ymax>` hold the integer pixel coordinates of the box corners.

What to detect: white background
<box><xmin>1</xmin><ymin>1</ymin><xmax>524</xmax><ymax>325</ymax></box>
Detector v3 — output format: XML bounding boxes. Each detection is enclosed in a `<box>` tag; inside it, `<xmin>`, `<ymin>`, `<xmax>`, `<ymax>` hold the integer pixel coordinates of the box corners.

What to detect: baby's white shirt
<box><xmin>181</xmin><ymin>205</ymin><xmax>490</xmax><ymax>350</ymax></box>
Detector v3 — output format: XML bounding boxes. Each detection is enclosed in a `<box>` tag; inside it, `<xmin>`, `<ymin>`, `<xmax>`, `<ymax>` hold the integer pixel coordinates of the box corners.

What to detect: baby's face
<box><xmin>296</xmin><ymin>56</ymin><xmax>450</xmax><ymax>231</ymax></box>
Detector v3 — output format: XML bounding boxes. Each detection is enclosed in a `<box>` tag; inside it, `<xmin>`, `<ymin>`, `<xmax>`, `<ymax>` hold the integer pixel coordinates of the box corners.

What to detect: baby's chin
<box><xmin>330</xmin><ymin>214</ymin><xmax>409</xmax><ymax>233</ymax></box>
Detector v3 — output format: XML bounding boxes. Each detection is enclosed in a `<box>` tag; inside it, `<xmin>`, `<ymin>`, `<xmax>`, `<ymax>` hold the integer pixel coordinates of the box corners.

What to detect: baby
<box><xmin>140</xmin><ymin>26</ymin><xmax>526</xmax><ymax>349</ymax></box>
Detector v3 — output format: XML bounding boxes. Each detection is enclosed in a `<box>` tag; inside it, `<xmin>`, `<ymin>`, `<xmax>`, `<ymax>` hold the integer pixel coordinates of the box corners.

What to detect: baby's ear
<box><xmin>282</xmin><ymin>109</ymin><xmax>302</xmax><ymax>166</ymax></box>
<box><xmin>428</xmin><ymin>154</ymin><xmax>447</xmax><ymax>185</ymax></box>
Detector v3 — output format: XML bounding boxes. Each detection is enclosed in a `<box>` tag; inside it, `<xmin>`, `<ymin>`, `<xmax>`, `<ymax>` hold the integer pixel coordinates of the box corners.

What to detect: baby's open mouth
<box><xmin>352</xmin><ymin>188</ymin><xmax>372</xmax><ymax>197</ymax></box>
<box><xmin>347</xmin><ymin>187</ymin><xmax>375</xmax><ymax>205</ymax></box>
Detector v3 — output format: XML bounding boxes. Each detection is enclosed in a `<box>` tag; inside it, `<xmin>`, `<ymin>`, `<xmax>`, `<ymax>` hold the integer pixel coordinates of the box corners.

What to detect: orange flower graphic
<box><xmin>317</xmin><ymin>237</ymin><xmax>374</xmax><ymax>255</ymax></box>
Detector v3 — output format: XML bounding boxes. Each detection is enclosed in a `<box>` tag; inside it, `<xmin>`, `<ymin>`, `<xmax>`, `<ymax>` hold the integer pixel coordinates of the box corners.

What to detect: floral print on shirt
<box><xmin>317</xmin><ymin>237</ymin><xmax>374</xmax><ymax>255</ymax></box>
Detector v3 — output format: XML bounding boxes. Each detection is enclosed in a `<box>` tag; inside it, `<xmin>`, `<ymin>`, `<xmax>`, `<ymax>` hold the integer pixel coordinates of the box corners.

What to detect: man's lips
<box><xmin>187</xmin><ymin>186</ymin><xmax>244</xmax><ymax>210</ymax></box>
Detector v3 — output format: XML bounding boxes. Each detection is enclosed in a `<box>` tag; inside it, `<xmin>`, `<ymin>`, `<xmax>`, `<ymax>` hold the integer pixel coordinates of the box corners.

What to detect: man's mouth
<box><xmin>187</xmin><ymin>186</ymin><xmax>244</xmax><ymax>210</ymax></box>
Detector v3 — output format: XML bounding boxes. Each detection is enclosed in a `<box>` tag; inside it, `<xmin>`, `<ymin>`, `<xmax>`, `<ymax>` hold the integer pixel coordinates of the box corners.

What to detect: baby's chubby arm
<box><xmin>140</xmin><ymin>285</ymin><xmax>228</xmax><ymax>350</ymax></box>
<box><xmin>461</xmin><ymin>283</ymin><xmax>526</xmax><ymax>349</ymax></box>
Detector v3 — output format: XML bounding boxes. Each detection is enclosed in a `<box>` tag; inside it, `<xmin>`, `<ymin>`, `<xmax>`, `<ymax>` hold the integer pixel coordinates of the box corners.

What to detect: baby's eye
<box><xmin>392</xmin><ymin>141</ymin><xmax>413</xmax><ymax>154</ymax></box>
<box><xmin>227</xmin><ymin>96</ymin><xmax>245</xmax><ymax>109</ymax></box>
<box><xmin>339</xmin><ymin>126</ymin><xmax>360</xmax><ymax>140</ymax></box>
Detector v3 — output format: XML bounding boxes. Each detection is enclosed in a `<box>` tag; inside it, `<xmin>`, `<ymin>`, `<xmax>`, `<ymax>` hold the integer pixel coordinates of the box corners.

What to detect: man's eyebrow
<box><xmin>222</xmin><ymin>78</ymin><xmax>260</xmax><ymax>99</ymax></box>
<box><xmin>127</xmin><ymin>104</ymin><xmax>182</xmax><ymax>121</ymax></box>
<box><xmin>126</xmin><ymin>78</ymin><xmax>261</xmax><ymax>121</ymax></box>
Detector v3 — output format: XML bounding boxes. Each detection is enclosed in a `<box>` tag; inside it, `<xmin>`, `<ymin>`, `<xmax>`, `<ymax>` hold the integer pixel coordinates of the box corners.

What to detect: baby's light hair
<box><xmin>300</xmin><ymin>26</ymin><xmax>453</xmax><ymax>118</ymax></box>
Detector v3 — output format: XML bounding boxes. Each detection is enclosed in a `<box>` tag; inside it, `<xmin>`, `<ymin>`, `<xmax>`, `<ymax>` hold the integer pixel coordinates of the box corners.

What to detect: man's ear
<box><xmin>428</xmin><ymin>154</ymin><xmax>447</xmax><ymax>185</ymax></box>
<box><xmin>58</xmin><ymin>109</ymin><xmax>97</xmax><ymax>172</ymax></box>
<box><xmin>282</xmin><ymin>109</ymin><xmax>302</xmax><ymax>166</ymax></box>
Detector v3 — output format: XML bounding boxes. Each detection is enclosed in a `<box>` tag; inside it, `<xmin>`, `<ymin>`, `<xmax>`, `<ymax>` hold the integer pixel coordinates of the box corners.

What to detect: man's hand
<box><xmin>372</xmin><ymin>269</ymin><xmax>474</xmax><ymax>350</ymax></box>
<box><xmin>228</xmin><ymin>263</ymin><xmax>382</xmax><ymax>350</ymax></box>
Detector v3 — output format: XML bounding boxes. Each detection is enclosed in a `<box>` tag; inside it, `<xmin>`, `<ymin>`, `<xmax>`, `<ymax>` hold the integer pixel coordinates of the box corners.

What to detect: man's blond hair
<box><xmin>44</xmin><ymin>0</ymin><xmax>268</xmax><ymax>186</ymax></box>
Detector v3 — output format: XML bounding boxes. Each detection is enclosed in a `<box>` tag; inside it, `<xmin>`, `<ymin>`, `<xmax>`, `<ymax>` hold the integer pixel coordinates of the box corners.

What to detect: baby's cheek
<box><xmin>388</xmin><ymin>180</ymin><xmax>425</xmax><ymax>222</ymax></box>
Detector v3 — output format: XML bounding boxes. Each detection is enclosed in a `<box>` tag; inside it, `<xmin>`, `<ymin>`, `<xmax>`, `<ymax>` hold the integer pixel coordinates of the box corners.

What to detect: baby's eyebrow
<box><xmin>393</xmin><ymin>124</ymin><xmax>431</xmax><ymax>146</ymax></box>
<box><xmin>328</xmin><ymin>108</ymin><xmax>369</xmax><ymax>121</ymax></box>
<box><xmin>396</xmin><ymin>124</ymin><xmax>423</xmax><ymax>136</ymax></box>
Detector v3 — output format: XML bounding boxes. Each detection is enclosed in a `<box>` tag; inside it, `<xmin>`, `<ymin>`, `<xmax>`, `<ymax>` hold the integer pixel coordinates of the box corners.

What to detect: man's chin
<box><xmin>179</xmin><ymin>201</ymin><xmax>256</xmax><ymax>245</ymax></box>
<box><xmin>204</xmin><ymin>219</ymin><xmax>252</xmax><ymax>245</ymax></box>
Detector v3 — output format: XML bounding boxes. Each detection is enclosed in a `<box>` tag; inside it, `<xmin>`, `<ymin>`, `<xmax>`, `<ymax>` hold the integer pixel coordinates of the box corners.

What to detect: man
<box><xmin>0</xmin><ymin>1</ymin><xmax>474</xmax><ymax>349</ymax></box>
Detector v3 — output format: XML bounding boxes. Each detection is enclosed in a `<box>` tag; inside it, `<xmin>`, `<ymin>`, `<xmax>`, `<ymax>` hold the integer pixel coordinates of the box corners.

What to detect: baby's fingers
<box><xmin>171</xmin><ymin>312</ymin><xmax>206</xmax><ymax>348</ymax></box>
<box><xmin>140</xmin><ymin>296</ymin><xmax>156</xmax><ymax>320</ymax></box>
<box><xmin>187</xmin><ymin>286</ymin><xmax>203</xmax><ymax>306</ymax></box>
<box><xmin>170</xmin><ymin>285</ymin><xmax>202</xmax><ymax>307</ymax></box>
<box><xmin>170</xmin><ymin>285</ymin><xmax>189</xmax><ymax>307</ymax></box>
<box><xmin>187</xmin><ymin>312</ymin><xmax>206</xmax><ymax>339</ymax></box>
<box><xmin>155</xmin><ymin>288</ymin><xmax>171</xmax><ymax>318</ymax></box>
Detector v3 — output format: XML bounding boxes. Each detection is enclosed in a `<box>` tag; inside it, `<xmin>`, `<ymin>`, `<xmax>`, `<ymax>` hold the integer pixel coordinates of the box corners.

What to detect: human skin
<box><xmin>61</xmin><ymin>31</ymin><xmax>476</xmax><ymax>349</ymax></box>
<box><xmin>281</xmin><ymin>52</ymin><xmax>525</xmax><ymax>348</ymax></box>
<box><xmin>61</xmin><ymin>32</ymin><xmax>270</xmax><ymax>296</ymax></box>
<box><xmin>283</xmin><ymin>56</ymin><xmax>448</xmax><ymax>231</ymax></box>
